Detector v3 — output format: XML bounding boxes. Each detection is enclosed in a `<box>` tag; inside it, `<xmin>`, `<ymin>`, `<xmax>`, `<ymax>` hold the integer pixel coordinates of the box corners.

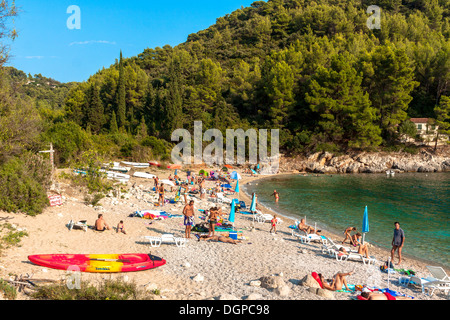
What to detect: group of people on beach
<box><xmin>340</xmin><ymin>222</ymin><xmax>405</xmax><ymax>265</ymax></box>
<box><xmin>93</xmin><ymin>214</ymin><xmax>126</xmax><ymax>234</ymax></box>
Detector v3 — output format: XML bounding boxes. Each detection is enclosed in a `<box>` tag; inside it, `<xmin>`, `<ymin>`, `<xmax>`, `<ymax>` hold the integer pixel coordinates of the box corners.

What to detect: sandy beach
<box><xmin>0</xmin><ymin>166</ymin><xmax>448</xmax><ymax>301</ymax></box>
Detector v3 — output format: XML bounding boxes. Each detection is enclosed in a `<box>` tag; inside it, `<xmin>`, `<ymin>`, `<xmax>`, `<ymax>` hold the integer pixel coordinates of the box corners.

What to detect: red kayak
<box><xmin>28</xmin><ymin>253</ymin><xmax>166</xmax><ymax>273</ymax></box>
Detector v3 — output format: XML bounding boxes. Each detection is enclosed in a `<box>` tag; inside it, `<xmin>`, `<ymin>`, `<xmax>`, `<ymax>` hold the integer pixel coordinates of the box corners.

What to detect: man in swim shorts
<box><xmin>183</xmin><ymin>200</ymin><xmax>195</xmax><ymax>239</ymax></box>
<box><xmin>208</xmin><ymin>207</ymin><xmax>218</xmax><ymax>237</ymax></box>
<box><xmin>391</xmin><ymin>221</ymin><xmax>405</xmax><ymax>265</ymax></box>
<box><xmin>95</xmin><ymin>214</ymin><xmax>111</xmax><ymax>231</ymax></box>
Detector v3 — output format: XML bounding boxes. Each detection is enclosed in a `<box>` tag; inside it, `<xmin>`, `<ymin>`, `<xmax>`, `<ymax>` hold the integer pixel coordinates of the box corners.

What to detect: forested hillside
<box><xmin>58</xmin><ymin>0</ymin><xmax>450</xmax><ymax>157</ymax></box>
<box><xmin>1</xmin><ymin>0</ymin><xmax>450</xmax><ymax>215</ymax></box>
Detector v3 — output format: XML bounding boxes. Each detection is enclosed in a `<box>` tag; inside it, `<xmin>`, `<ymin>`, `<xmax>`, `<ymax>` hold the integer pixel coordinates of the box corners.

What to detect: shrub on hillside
<box><xmin>0</xmin><ymin>153</ymin><xmax>51</xmax><ymax>216</ymax></box>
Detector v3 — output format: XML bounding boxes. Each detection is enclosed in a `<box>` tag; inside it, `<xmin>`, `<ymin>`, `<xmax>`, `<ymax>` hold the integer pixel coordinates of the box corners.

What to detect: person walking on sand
<box><xmin>391</xmin><ymin>221</ymin><xmax>405</xmax><ymax>265</ymax></box>
<box><xmin>270</xmin><ymin>215</ymin><xmax>278</xmax><ymax>234</ymax></box>
<box><xmin>183</xmin><ymin>200</ymin><xmax>195</xmax><ymax>239</ymax></box>
<box><xmin>271</xmin><ymin>190</ymin><xmax>279</xmax><ymax>202</ymax></box>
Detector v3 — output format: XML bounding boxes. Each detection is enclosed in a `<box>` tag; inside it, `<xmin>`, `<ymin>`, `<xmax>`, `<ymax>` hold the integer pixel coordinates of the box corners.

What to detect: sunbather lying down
<box><xmin>195</xmin><ymin>234</ymin><xmax>241</xmax><ymax>244</ymax></box>
<box><xmin>339</xmin><ymin>243</ymin><xmax>370</xmax><ymax>258</ymax></box>
<box><xmin>360</xmin><ymin>291</ymin><xmax>412</xmax><ymax>300</ymax></box>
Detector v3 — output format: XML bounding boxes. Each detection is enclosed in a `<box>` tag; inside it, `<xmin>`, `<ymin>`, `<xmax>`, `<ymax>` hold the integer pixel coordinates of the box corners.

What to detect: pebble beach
<box><xmin>0</xmin><ymin>167</ymin><xmax>448</xmax><ymax>301</ymax></box>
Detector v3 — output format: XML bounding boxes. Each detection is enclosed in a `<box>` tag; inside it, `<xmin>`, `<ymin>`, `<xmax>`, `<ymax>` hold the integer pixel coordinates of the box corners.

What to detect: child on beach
<box><xmin>270</xmin><ymin>215</ymin><xmax>278</xmax><ymax>234</ymax></box>
<box><xmin>116</xmin><ymin>220</ymin><xmax>126</xmax><ymax>234</ymax></box>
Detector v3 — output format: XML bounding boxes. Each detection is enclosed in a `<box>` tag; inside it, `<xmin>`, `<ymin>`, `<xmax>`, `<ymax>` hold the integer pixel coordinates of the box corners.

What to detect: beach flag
<box><xmin>362</xmin><ymin>206</ymin><xmax>369</xmax><ymax>244</ymax></box>
<box><xmin>229</xmin><ymin>200</ymin><xmax>236</xmax><ymax>225</ymax></box>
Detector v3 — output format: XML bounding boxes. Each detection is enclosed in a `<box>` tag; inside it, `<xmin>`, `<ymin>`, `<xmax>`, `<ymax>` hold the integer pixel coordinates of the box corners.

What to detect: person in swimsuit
<box><xmin>342</xmin><ymin>227</ymin><xmax>357</xmax><ymax>245</ymax></box>
<box><xmin>196</xmin><ymin>234</ymin><xmax>241</xmax><ymax>245</ymax></box>
<box><xmin>360</xmin><ymin>290</ymin><xmax>412</xmax><ymax>300</ymax></box>
<box><xmin>391</xmin><ymin>221</ymin><xmax>405</xmax><ymax>265</ymax></box>
<box><xmin>94</xmin><ymin>214</ymin><xmax>111</xmax><ymax>231</ymax></box>
<box><xmin>183</xmin><ymin>200</ymin><xmax>195</xmax><ymax>239</ymax></box>
<box><xmin>208</xmin><ymin>207</ymin><xmax>218</xmax><ymax>237</ymax></box>
<box><xmin>116</xmin><ymin>220</ymin><xmax>126</xmax><ymax>234</ymax></box>
<box><xmin>318</xmin><ymin>271</ymin><xmax>354</xmax><ymax>291</ymax></box>
<box><xmin>271</xmin><ymin>190</ymin><xmax>279</xmax><ymax>202</ymax></box>
<box><xmin>298</xmin><ymin>218</ymin><xmax>320</xmax><ymax>234</ymax></box>
<box><xmin>339</xmin><ymin>242</ymin><xmax>370</xmax><ymax>258</ymax></box>
<box><xmin>270</xmin><ymin>215</ymin><xmax>278</xmax><ymax>234</ymax></box>
<box><xmin>158</xmin><ymin>183</ymin><xmax>165</xmax><ymax>206</ymax></box>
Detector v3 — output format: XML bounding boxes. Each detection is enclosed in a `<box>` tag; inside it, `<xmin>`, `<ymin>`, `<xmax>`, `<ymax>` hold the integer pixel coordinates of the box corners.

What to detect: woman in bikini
<box><xmin>318</xmin><ymin>271</ymin><xmax>354</xmax><ymax>291</ymax></box>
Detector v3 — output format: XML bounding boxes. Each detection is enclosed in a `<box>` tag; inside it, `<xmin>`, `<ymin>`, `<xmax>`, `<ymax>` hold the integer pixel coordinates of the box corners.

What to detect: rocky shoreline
<box><xmin>279</xmin><ymin>147</ymin><xmax>450</xmax><ymax>174</ymax></box>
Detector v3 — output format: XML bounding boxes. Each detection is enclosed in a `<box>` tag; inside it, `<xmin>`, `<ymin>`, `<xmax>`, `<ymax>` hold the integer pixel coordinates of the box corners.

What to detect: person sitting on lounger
<box><xmin>339</xmin><ymin>242</ymin><xmax>370</xmax><ymax>258</ymax></box>
<box><xmin>298</xmin><ymin>218</ymin><xmax>321</xmax><ymax>234</ymax></box>
<box><xmin>318</xmin><ymin>271</ymin><xmax>354</xmax><ymax>291</ymax></box>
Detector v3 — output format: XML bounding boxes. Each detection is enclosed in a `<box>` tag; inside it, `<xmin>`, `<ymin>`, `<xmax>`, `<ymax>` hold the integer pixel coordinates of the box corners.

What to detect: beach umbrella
<box><xmin>230</xmin><ymin>171</ymin><xmax>241</xmax><ymax>180</ymax></box>
<box><xmin>229</xmin><ymin>200</ymin><xmax>236</xmax><ymax>225</ymax></box>
<box><xmin>234</xmin><ymin>179</ymin><xmax>240</xmax><ymax>193</ymax></box>
<box><xmin>362</xmin><ymin>206</ymin><xmax>369</xmax><ymax>244</ymax></box>
<box><xmin>250</xmin><ymin>193</ymin><xmax>256</xmax><ymax>212</ymax></box>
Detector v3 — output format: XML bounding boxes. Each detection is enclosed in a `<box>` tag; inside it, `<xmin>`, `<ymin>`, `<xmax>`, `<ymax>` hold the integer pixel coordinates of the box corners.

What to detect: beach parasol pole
<box><xmin>362</xmin><ymin>206</ymin><xmax>369</xmax><ymax>245</ymax></box>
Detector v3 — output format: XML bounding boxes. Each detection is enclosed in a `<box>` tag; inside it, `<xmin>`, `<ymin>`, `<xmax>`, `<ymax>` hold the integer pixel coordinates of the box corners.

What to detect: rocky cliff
<box><xmin>279</xmin><ymin>147</ymin><xmax>450</xmax><ymax>174</ymax></box>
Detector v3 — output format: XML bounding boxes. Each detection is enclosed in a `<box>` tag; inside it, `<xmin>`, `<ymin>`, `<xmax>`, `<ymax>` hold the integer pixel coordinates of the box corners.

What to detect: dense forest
<box><xmin>57</xmin><ymin>0</ymin><xmax>450</xmax><ymax>156</ymax></box>
<box><xmin>1</xmin><ymin>0</ymin><xmax>450</xmax><ymax>215</ymax></box>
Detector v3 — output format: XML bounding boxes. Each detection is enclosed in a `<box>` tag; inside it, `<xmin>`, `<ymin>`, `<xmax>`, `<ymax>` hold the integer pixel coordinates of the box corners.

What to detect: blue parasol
<box><xmin>362</xmin><ymin>205</ymin><xmax>369</xmax><ymax>244</ymax></box>
<box><xmin>250</xmin><ymin>193</ymin><xmax>256</xmax><ymax>212</ymax></box>
<box><xmin>229</xmin><ymin>200</ymin><xmax>236</xmax><ymax>224</ymax></box>
<box><xmin>234</xmin><ymin>179</ymin><xmax>240</xmax><ymax>193</ymax></box>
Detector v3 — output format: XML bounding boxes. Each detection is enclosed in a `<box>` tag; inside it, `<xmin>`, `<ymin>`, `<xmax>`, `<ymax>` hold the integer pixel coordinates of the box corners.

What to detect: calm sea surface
<box><xmin>243</xmin><ymin>172</ymin><xmax>449</xmax><ymax>268</ymax></box>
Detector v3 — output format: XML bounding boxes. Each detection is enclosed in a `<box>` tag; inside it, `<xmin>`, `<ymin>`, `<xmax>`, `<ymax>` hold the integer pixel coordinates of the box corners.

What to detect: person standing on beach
<box><xmin>208</xmin><ymin>207</ymin><xmax>218</xmax><ymax>237</ymax></box>
<box><xmin>183</xmin><ymin>200</ymin><xmax>195</xmax><ymax>239</ymax></box>
<box><xmin>158</xmin><ymin>183</ymin><xmax>165</xmax><ymax>206</ymax></box>
<box><xmin>391</xmin><ymin>222</ymin><xmax>405</xmax><ymax>265</ymax></box>
<box><xmin>270</xmin><ymin>215</ymin><xmax>278</xmax><ymax>234</ymax></box>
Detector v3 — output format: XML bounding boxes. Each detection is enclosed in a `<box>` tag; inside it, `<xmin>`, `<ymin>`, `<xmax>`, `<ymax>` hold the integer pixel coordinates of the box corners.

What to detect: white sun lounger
<box><xmin>419</xmin><ymin>266</ymin><xmax>450</xmax><ymax>296</ymax></box>
<box><xmin>292</xmin><ymin>229</ymin><xmax>327</xmax><ymax>245</ymax></box>
<box><xmin>255</xmin><ymin>212</ymin><xmax>283</xmax><ymax>224</ymax></box>
<box><xmin>144</xmin><ymin>234</ymin><xmax>187</xmax><ymax>248</ymax></box>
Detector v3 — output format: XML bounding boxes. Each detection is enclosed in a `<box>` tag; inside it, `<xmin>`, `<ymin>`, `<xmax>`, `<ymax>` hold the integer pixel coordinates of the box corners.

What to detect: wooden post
<box><xmin>39</xmin><ymin>143</ymin><xmax>55</xmax><ymax>180</ymax></box>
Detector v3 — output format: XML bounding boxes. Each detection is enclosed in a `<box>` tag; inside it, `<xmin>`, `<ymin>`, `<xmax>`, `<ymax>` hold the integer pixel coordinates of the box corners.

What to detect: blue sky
<box><xmin>6</xmin><ymin>0</ymin><xmax>256</xmax><ymax>83</ymax></box>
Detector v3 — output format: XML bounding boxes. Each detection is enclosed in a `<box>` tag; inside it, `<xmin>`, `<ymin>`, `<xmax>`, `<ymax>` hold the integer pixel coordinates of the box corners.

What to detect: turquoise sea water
<box><xmin>243</xmin><ymin>172</ymin><xmax>450</xmax><ymax>268</ymax></box>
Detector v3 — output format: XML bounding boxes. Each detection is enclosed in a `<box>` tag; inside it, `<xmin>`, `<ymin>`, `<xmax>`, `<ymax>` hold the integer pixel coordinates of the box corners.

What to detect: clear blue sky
<box><xmin>6</xmin><ymin>0</ymin><xmax>256</xmax><ymax>83</ymax></box>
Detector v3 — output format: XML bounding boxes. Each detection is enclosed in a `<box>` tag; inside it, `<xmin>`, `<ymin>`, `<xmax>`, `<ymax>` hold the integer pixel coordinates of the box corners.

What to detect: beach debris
<box><xmin>192</xmin><ymin>273</ymin><xmax>204</xmax><ymax>282</ymax></box>
<box><xmin>183</xmin><ymin>262</ymin><xmax>191</xmax><ymax>268</ymax></box>
<box><xmin>145</xmin><ymin>282</ymin><xmax>158</xmax><ymax>292</ymax></box>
